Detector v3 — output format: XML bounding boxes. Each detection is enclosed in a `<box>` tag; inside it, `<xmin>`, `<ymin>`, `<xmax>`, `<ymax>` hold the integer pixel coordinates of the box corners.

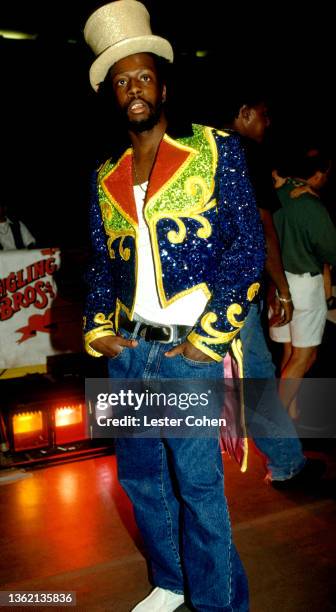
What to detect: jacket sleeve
<box><xmin>187</xmin><ymin>132</ymin><xmax>266</xmax><ymax>361</ymax></box>
<box><xmin>83</xmin><ymin>170</ymin><xmax>116</xmax><ymax>357</ymax></box>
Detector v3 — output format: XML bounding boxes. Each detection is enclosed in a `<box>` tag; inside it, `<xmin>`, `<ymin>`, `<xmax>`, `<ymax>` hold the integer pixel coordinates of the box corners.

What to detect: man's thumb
<box><xmin>118</xmin><ymin>337</ymin><xmax>138</xmax><ymax>348</ymax></box>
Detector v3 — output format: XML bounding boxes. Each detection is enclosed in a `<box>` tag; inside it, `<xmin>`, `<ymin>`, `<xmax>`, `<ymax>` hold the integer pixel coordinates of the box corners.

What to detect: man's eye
<box><xmin>141</xmin><ymin>74</ymin><xmax>150</xmax><ymax>82</ymax></box>
<box><xmin>117</xmin><ymin>78</ymin><xmax>127</xmax><ymax>86</ymax></box>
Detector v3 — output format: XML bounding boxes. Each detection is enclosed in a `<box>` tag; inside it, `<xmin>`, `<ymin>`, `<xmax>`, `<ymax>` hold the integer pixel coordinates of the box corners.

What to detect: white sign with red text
<box><xmin>0</xmin><ymin>248</ymin><xmax>63</xmax><ymax>369</ymax></box>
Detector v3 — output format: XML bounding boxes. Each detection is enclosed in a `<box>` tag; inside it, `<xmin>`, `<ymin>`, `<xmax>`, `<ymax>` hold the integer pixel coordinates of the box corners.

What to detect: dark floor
<box><xmin>0</xmin><ymin>441</ymin><xmax>335</xmax><ymax>612</ymax></box>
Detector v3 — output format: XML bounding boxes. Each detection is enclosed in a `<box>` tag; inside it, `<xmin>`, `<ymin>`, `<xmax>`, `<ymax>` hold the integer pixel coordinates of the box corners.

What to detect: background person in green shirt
<box><xmin>270</xmin><ymin>151</ymin><xmax>336</xmax><ymax>418</ymax></box>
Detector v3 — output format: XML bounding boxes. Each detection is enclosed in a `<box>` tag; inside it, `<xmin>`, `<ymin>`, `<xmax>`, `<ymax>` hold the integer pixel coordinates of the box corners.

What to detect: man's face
<box><xmin>110</xmin><ymin>53</ymin><xmax>166</xmax><ymax>132</ymax></box>
<box><xmin>244</xmin><ymin>102</ymin><xmax>270</xmax><ymax>143</ymax></box>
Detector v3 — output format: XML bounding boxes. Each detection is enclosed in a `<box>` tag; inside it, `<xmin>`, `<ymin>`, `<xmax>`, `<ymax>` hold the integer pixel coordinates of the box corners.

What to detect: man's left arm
<box><xmin>186</xmin><ymin>133</ymin><xmax>265</xmax><ymax>361</ymax></box>
<box><xmin>259</xmin><ymin>208</ymin><xmax>293</xmax><ymax>325</ymax></box>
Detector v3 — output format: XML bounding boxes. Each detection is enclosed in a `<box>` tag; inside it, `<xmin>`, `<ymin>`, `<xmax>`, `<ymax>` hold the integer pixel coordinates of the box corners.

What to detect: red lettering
<box><xmin>12</xmin><ymin>292</ymin><xmax>25</xmax><ymax>312</ymax></box>
<box><xmin>33</xmin><ymin>260</ymin><xmax>46</xmax><ymax>279</ymax></box>
<box><xmin>34</xmin><ymin>281</ymin><xmax>48</xmax><ymax>309</ymax></box>
<box><xmin>43</xmin><ymin>280</ymin><xmax>55</xmax><ymax>299</ymax></box>
<box><xmin>26</xmin><ymin>264</ymin><xmax>33</xmax><ymax>284</ymax></box>
<box><xmin>23</xmin><ymin>286</ymin><xmax>36</xmax><ymax>307</ymax></box>
<box><xmin>0</xmin><ymin>298</ymin><xmax>13</xmax><ymax>321</ymax></box>
<box><xmin>6</xmin><ymin>273</ymin><xmax>17</xmax><ymax>294</ymax></box>
<box><xmin>45</xmin><ymin>257</ymin><xmax>57</xmax><ymax>275</ymax></box>
<box><xmin>0</xmin><ymin>272</ymin><xmax>56</xmax><ymax>322</ymax></box>
<box><xmin>16</xmin><ymin>269</ymin><xmax>26</xmax><ymax>289</ymax></box>
<box><xmin>0</xmin><ymin>278</ymin><xmax>7</xmax><ymax>299</ymax></box>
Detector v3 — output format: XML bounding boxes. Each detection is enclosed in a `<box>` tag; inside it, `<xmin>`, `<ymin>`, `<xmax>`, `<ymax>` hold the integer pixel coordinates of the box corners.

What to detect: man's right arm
<box><xmin>90</xmin><ymin>334</ymin><xmax>138</xmax><ymax>358</ymax></box>
<box><xmin>83</xmin><ymin>171</ymin><xmax>118</xmax><ymax>357</ymax></box>
<box><xmin>83</xmin><ymin>171</ymin><xmax>139</xmax><ymax>358</ymax></box>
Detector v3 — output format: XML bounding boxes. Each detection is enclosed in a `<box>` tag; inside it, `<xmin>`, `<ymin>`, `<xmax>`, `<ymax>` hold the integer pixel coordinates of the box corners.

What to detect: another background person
<box><xmin>270</xmin><ymin>150</ymin><xmax>336</xmax><ymax>418</ymax></box>
<box><xmin>214</xmin><ymin>85</ymin><xmax>325</xmax><ymax>490</ymax></box>
<box><xmin>0</xmin><ymin>203</ymin><xmax>36</xmax><ymax>250</ymax></box>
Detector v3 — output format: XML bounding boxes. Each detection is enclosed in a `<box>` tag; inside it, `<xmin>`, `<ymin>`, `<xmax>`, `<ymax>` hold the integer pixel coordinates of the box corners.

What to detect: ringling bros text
<box><xmin>0</xmin><ymin>257</ymin><xmax>57</xmax><ymax>321</ymax></box>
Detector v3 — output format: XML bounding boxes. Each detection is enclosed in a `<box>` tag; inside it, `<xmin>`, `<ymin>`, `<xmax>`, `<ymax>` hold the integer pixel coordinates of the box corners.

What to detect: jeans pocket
<box><xmin>179</xmin><ymin>353</ymin><xmax>220</xmax><ymax>367</ymax></box>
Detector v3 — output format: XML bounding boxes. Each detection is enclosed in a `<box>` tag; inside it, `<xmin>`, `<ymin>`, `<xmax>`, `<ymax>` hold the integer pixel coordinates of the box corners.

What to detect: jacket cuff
<box><xmin>187</xmin><ymin>330</ymin><xmax>228</xmax><ymax>362</ymax></box>
<box><xmin>84</xmin><ymin>328</ymin><xmax>115</xmax><ymax>358</ymax></box>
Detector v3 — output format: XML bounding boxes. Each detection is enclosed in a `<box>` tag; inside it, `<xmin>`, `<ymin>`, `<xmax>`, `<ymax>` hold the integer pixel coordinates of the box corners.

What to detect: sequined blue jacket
<box><xmin>83</xmin><ymin>124</ymin><xmax>265</xmax><ymax>360</ymax></box>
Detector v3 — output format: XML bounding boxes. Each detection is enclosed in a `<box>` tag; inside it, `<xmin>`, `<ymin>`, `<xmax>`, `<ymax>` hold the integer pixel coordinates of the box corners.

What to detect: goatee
<box><xmin>125</xmin><ymin>100</ymin><xmax>164</xmax><ymax>133</ymax></box>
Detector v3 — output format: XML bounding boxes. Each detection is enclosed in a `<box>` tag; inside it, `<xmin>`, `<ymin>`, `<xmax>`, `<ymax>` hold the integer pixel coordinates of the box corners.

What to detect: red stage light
<box><xmin>8</xmin><ymin>399</ymin><xmax>89</xmax><ymax>453</ymax></box>
<box><xmin>53</xmin><ymin>403</ymin><xmax>87</xmax><ymax>444</ymax></box>
<box><xmin>55</xmin><ymin>405</ymin><xmax>83</xmax><ymax>427</ymax></box>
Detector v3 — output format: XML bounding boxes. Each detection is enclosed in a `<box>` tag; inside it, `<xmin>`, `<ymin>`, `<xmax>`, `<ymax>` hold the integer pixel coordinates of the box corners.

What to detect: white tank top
<box><xmin>133</xmin><ymin>183</ymin><xmax>208</xmax><ymax>325</ymax></box>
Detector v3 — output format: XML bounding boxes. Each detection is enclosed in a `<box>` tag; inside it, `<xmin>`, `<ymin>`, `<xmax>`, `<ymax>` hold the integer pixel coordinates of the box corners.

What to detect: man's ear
<box><xmin>239</xmin><ymin>105</ymin><xmax>253</xmax><ymax>124</ymax></box>
<box><xmin>162</xmin><ymin>84</ymin><xmax>167</xmax><ymax>103</ymax></box>
<box><xmin>311</xmin><ymin>170</ymin><xmax>323</xmax><ymax>186</ymax></box>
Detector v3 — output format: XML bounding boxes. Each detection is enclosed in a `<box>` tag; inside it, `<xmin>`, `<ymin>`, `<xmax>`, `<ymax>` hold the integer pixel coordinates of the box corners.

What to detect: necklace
<box><xmin>132</xmin><ymin>139</ymin><xmax>163</xmax><ymax>201</ymax></box>
<box><xmin>132</xmin><ymin>155</ymin><xmax>148</xmax><ymax>195</ymax></box>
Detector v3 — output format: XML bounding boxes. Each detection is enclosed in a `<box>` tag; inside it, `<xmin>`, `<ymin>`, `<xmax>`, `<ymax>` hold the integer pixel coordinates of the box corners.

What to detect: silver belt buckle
<box><xmin>161</xmin><ymin>325</ymin><xmax>174</xmax><ymax>343</ymax></box>
<box><xmin>139</xmin><ymin>327</ymin><xmax>147</xmax><ymax>339</ymax></box>
<box><xmin>138</xmin><ymin>321</ymin><xmax>175</xmax><ymax>343</ymax></box>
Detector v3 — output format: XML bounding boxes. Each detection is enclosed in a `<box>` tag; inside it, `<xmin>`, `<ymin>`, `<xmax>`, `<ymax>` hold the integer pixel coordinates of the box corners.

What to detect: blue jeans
<box><xmin>108</xmin><ymin>328</ymin><xmax>249</xmax><ymax>611</ymax></box>
<box><xmin>240</xmin><ymin>303</ymin><xmax>306</xmax><ymax>480</ymax></box>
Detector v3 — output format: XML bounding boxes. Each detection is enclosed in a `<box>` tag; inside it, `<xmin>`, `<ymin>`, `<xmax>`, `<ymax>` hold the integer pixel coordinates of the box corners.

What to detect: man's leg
<box><xmin>108</xmin><ymin>339</ymin><xmax>184</xmax><ymax>595</ymax></box>
<box><xmin>167</xmin><ymin>436</ymin><xmax>248</xmax><ymax>612</ymax></box>
<box><xmin>279</xmin><ymin>345</ymin><xmax>318</xmax><ymax>418</ymax></box>
<box><xmin>116</xmin><ymin>437</ymin><xmax>184</xmax><ymax>593</ymax></box>
<box><xmin>241</xmin><ymin>304</ymin><xmax>305</xmax><ymax>481</ymax></box>
<box><xmin>159</xmin><ymin>349</ymin><xmax>249</xmax><ymax>611</ymax></box>
<box><xmin>281</xmin><ymin>341</ymin><xmax>293</xmax><ymax>372</ymax></box>
<box><xmin>276</xmin><ymin>271</ymin><xmax>327</xmax><ymax>418</ymax></box>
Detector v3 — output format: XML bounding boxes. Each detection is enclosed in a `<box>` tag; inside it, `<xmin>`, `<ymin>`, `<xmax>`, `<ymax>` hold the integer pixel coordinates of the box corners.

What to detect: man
<box><xmin>218</xmin><ymin>90</ymin><xmax>325</xmax><ymax>489</ymax></box>
<box><xmin>270</xmin><ymin>151</ymin><xmax>336</xmax><ymax>417</ymax></box>
<box><xmin>0</xmin><ymin>203</ymin><xmax>36</xmax><ymax>250</ymax></box>
<box><xmin>83</xmin><ymin>2</ymin><xmax>264</xmax><ymax>610</ymax></box>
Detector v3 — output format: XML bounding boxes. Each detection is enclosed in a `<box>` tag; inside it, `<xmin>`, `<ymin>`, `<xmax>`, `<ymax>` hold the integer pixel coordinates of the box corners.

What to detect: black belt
<box><xmin>119</xmin><ymin>314</ymin><xmax>191</xmax><ymax>343</ymax></box>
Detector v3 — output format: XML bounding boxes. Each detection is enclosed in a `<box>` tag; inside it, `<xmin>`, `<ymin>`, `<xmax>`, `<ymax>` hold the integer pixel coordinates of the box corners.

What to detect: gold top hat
<box><xmin>84</xmin><ymin>0</ymin><xmax>174</xmax><ymax>91</ymax></box>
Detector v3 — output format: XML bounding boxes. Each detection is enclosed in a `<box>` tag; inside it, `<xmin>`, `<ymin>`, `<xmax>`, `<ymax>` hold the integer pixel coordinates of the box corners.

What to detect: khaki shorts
<box><xmin>269</xmin><ymin>272</ymin><xmax>327</xmax><ymax>347</ymax></box>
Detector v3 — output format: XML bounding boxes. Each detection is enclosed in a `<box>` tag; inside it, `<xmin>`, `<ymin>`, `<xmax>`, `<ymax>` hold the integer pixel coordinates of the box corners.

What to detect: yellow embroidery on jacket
<box><xmin>247</xmin><ymin>282</ymin><xmax>260</xmax><ymax>301</ymax></box>
<box><xmin>107</xmin><ymin>231</ymin><xmax>134</xmax><ymax>261</ymax></box>
<box><xmin>227</xmin><ymin>304</ymin><xmax>244</xmax><ymax>329</ymax></box>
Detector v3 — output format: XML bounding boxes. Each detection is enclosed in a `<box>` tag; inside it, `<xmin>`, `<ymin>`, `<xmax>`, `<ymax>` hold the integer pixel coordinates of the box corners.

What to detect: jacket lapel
<box><xmin>146</xmin><ymin>135</ymin><xmax>195</xmax><ymax>201</ymax></box>
<box><xmin>101</xmin><ymin>133</ymin><xmax>196</xmax><ymax>227</ymax></box>
<box><xmin>101</xmin><ymin>149</ymin><xmax>138</xmax><ymax>227</ymax></box>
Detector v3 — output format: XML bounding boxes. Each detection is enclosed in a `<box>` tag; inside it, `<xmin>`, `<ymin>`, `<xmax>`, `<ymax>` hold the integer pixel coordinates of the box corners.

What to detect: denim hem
<box><xmin>268</xmin><ymin>457</ymin><xmax>307</xmax><ymax>482</ymax></box>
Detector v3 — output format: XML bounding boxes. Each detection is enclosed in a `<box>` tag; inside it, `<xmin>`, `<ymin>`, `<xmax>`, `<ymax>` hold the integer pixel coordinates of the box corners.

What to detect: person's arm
<box><xmin>83</xmin><ymin>171</ymin><xmax>116</xmax><ymax>356</ymax></box>
<box><xmin>245</xmin><ymin>145</ymin><xmax>293</xmax><ymax>325</ymax></box>
<box><xmin>83</xmin><ymin>171</ymin><xmax>138</xmax><ymax>358</ymax></box>
<box><xmin>259</xmin><ymin>208</ymin><xmax>293</xmax><ymax>325</ymax></box>
<box><xmin>169</xmin><ymin>132</ymin><xmax>265</xmax><ymax>362</ymax></box>
<box><xmin>323</xmin><ymin>263</ymin><xmax>332</xmax><ymax>300</ymax></box>
<box><xmin>19</xmin><ymin>221</ymin><xmax>36</xmax><ymax>249</ymax></box>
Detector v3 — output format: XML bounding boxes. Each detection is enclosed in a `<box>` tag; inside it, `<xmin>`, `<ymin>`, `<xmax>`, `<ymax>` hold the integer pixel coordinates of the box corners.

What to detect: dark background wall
<box><xmin>1</xmin><ymin>1</ymin><xmax>335</xmax><ymax>248</ymax></box>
